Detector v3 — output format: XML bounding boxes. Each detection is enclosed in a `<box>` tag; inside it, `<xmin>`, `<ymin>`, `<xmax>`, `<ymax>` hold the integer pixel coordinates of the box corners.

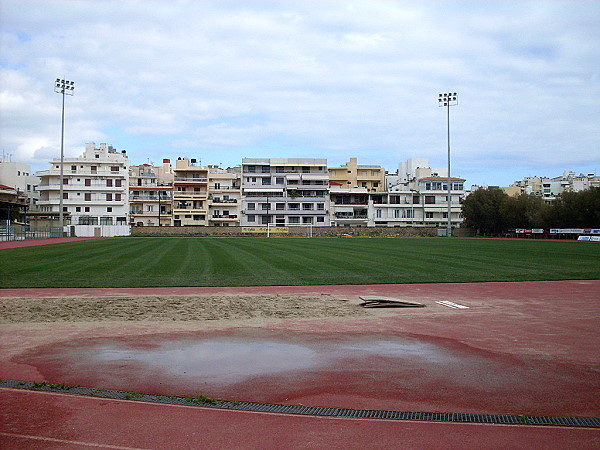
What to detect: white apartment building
<box><xmin>36</xmin><ymin>142</ymin><xmax>130</xmax><ymax>236</ymax></box>
<box><xmin>207</xmin><ymin>165</ymin><xmax>241</xmax><ymax>226</ymax></box>
<box><xmin>374</xmin><ymin>159</ymin><xmax>465</xmax><ymax>228</ymax></box>
<box><xmin>0</xmin><ymin>158</ymin><xmax>40</xmax><ymax>208</ymax></box>
<box><xmin>129</xmin><ymin>159</ymin><xmax>174</xmax><ymax>227</ymax></box>
<box><xmin>241</xmin><ymin>158</ymin><xmax>330</xmax><ymax>227</ymax></box>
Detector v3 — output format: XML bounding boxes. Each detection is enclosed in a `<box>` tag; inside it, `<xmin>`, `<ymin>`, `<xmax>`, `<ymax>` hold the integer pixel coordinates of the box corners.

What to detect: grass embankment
<box><xmin>1</xmin><ymin>237</ymin><xmax>598</xmax><ymax>288</ymax></box>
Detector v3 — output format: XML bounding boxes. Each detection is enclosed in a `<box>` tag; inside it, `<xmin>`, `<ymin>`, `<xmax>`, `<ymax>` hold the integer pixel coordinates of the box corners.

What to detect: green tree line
<box><xmin>462</xmin><ymin>187</ymin><xmax>600</xmax><ymax>234</ymax></box>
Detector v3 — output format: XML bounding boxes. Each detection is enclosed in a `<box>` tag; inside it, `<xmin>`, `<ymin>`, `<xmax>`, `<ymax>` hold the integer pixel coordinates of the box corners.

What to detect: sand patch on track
<box><xmin>0</xmin><ymin>294</ymin><xmax>372</xmax><ymax>323</ymax></box>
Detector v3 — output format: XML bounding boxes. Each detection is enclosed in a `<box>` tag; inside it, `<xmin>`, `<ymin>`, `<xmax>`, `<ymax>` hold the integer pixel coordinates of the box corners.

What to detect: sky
<box><xmin>1</xmin><ymin>0</ymin><xmax>599</xmax><ymax>188</ymax></box>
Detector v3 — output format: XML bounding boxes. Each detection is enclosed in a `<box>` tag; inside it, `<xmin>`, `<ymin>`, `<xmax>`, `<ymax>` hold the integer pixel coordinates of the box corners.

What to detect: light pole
<box><xmin>55</xmin><ymin>78</ymin><xmax>75</xmax><ymax>234</ymax></box>
<box><xmin>438</xmin><ymin>92</ymin><xmax>457</xmax><ymax>237</ymax></box>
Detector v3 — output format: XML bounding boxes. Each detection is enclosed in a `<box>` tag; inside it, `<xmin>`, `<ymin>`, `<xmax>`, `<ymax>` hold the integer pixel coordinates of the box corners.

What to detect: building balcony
<box><xmin>174</xmin><ymin>177</ymin><xmax>208</xmax><ymax>183</ymax></box>
<box><xmin>173</xmin><ymin>192</ymin><xmax>208</xmax><ymax>199</ymax></box>
<box><xmin>210</xmin><ymin>214</ymin><xmax>238</xmax><ymax>220</ymax></box>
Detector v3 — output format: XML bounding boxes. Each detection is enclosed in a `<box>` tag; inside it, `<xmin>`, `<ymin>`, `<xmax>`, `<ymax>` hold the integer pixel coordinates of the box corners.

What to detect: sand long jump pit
<box><xmin>1</xmin><ymin>281</ymin><xmax>599</xmax><ymax>420</ymax></box>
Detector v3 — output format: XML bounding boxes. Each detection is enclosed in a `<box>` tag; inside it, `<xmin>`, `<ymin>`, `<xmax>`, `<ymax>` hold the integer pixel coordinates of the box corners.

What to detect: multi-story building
<box><xmin>372</xmin><ymin>159</ymin><xmax>465</xmax><ymax>228</ymax></box>
<box><xmin>172</xmin><ymin>157</ymin><xmax>209</xmax><ymax>226</ymax></box>
<box><xmin>129</xmin><ymin>159</ymin><xmax>174</xmax><ymax>226</ymax></box>
<box><xmin>328</xmin><ymin>157</ymin><xmax>385</xmax><ymax>192</ymax></box>
<box><xmin>207</xmin><ymin>165</ymin><xmax>241</xmax><ymax>226</ymax></box>
<box><xmin>36</xmin><ymin>142</ymin><xmax>130</xmax><ymax>236</ymax></box>
<box><xmin>329</xmin><ymin>188</ymin><xmax>370</xmax><ymax>226</ymax></box>
<box><xmin>0</xmin><ymin>159</ymin><xmax>40</xmax><ymax>231</ymax></box>
<box><xmin>241</xmin><ymin>158</ymin><xmax>330</xmax><ymax>227</ymax></box>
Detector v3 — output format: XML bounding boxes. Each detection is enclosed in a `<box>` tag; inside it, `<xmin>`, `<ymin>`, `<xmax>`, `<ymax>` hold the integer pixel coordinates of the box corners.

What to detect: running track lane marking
<box><xmin>436</xmin><ymin>300</ymin><xmax>469</xmax><ymax>309</ymax></box>
<box><xmin>0</xmin><ymin>432</ymin><xmax>148</xmax><ymax>449</ymax></box>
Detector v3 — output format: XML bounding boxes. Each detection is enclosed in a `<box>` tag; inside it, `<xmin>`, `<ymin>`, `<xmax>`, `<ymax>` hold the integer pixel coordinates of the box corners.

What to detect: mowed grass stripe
<box><xmin>0</xmin><ymin>237</ymin><xmax>598</xmax><ymax>288</ymax></box>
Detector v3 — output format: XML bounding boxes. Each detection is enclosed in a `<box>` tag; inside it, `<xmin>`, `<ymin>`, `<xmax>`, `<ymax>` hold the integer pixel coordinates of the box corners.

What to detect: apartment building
<box><xmin>328</xmin><ymin>157</ymin><xmax>385</xmax><ymax>192</ymax></box>
<box><xmin>129</xmin><ymin>160</ymin><xmax>174</xmax><ymax>226</ymax></box>
<box><xmin>207</xmin><ymin>165</ymin><xmax>241</xmax><ymax>226</ymax></box>
<box><xmin>36</xmin><ymin>142</ymin><xmax>130</xmax><ymax>236</ymax></box>
<box><xmin>503</xmin><ymin>171</ymin><xmax>598</xmax><ymax>201</ymax></box>
<box><xmin>172</xmin><ymin>157</ymin><xmax>209</xmax><ymax>226</ymax></box>
<box><xmin>0</xmin><ymin>159</ymin><xmax>40</xmax><ymax>230</ymax></box>
<box><xmin>241</xmin><ymin>158</ymin><xmax>330</xmax><ymax>227</ymax></box>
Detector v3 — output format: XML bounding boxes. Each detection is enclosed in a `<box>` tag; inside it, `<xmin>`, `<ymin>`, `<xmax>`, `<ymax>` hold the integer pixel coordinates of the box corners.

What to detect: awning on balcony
<box><xmin>301</xmin><ymin>174</ymin><xmax>327</xmax><ymax>180</ymax></box>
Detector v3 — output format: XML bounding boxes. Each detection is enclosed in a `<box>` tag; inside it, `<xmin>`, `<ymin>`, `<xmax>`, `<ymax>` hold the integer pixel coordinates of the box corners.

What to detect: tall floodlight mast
<box><xmin>54</xmin><ymin>78</ymin><xmax>75</xmax><ymax>233</ymax></box>
<box><xmin>438</xmin><ymin>92</ymin><xmax>458</xmax><ymax>237</ymax></box>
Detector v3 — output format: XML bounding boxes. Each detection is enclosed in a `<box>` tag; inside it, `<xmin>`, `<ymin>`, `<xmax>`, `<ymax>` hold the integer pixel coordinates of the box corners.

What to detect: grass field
<box><xmin>1</xmin><ymin>237</ymin><xmax>599</xmax><ymax>288</ymax></box>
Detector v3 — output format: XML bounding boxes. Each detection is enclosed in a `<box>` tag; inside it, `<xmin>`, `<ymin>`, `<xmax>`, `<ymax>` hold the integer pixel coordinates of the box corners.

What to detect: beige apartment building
<box><xmin>129</xmin><ymin>159</ymin><xmax>174</xmax><ymax>226</ymax></box>
<box><xmin>328</xmin><ymin>157</ymin><xmax>385</xmax><ymax>192</ymax></box>
<box><xmin>172</xmin><ymin>157</ymin><xmax>209</xmax><ymax>226</ymax></box>
<box><xmin>207</xmin><ymin>165</ymin><xmax>241</xmax><ymax>226</ymax></box>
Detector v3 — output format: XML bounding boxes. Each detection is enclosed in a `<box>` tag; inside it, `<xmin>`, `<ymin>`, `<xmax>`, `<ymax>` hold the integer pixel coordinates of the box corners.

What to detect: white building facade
<box><xmin>241</xmin><ymin>158</ymin><xmax>330</xmax><ymax>227</ymax></box>
<box><xmin>36</xmin><ymin>142</ymin><xmax>130</xmax><ymax>236</ymax></box>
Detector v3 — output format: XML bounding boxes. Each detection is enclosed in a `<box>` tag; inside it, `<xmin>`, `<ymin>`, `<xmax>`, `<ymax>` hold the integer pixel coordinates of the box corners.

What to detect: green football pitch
<box><xmin>1</xmin><ymin>237</ymin><xmax>599</xmax><ymax>288</ymax></box>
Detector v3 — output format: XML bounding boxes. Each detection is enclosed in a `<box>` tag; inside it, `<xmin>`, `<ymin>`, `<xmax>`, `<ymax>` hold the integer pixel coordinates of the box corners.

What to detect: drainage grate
<box><xmin>2</xmin><ymin>378</ymin><xmax>599</xmax><ymax>428</ymax></box>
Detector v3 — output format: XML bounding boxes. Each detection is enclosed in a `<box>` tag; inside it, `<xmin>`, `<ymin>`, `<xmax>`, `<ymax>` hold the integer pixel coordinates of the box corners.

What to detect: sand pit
<box><xmin>0</xmin><ymin>294</ymin><xmax>373</xmax><ymax>324</ymax></box>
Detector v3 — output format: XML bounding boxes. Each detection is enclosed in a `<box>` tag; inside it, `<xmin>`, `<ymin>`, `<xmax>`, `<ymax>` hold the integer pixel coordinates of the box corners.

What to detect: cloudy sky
<box><xmin>1</xmin><ymin>0</ymin><xmax>599</xmax><ymax>188</ymax></box>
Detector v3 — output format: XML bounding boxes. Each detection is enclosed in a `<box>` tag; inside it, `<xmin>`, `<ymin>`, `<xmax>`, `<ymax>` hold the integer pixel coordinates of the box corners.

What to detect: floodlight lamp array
<box><xmin>55</xmin><ymin>78</ymin><xmax>75</xmax><ymax>95</ymax></box>
<box><xmin>438</xmin><ymin>92</ymin><xmax>458</xmax><ymax>107</ymax></box>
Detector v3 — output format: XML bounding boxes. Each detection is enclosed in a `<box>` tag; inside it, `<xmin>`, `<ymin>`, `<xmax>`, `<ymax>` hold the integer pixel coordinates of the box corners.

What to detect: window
<box><xmin>71</xmin><ymin>165</ymin><xmax>77</xmax><ymax>171</ymax></box>
<box><xmin>302</xmin><ymin>217</ymin><xmax>313</xmax><ymax>224</ymax></box>
<box><xmin>413</xmin><ymin>195</ymin><xmax>420</xmax><ymax>204</ymax></box>
<box><xmin>406</xmin><ymin>210</ymin><xmax>414</xmax><ymax>219</ymax></box>
<box><xmin>106</xmin><ymin>179</ymin><xmax>113</xmax><ymax>187</ymax></box>
<box><xmin>317</xmin><ymin>203</ymin><xmax>324</xmax><ymax>210</ymax></box>
<box><xmin>100</xmin><ymin>217</ymin><xmax>113</xmax><ymax>225</ymax></box>
<box><xmin>116</xmin><ymin>217</ymin><xmax>127</xmax><ymax>225</ymax></box>
<box><xmin>276</xmin><ymin>166</ymin><xmax>284</xmax><ymax>173</ymax></box>
<box><xmin>373</xmin><ymin>182</ymin><xmax>379</xmax><ymax>187</ymax></box>
<box><xmin>302</xmin><ymin>203</ymin><xmax>313</xmax><ymax>210</ymax></box>
<box><xmin>107</xmin><ymin>207</ymin><xmax>112</xmax><ymax>212</ymax></box>
<box><xmin>85</xmin><ymin>193</ymin><xmax>91</xmax><ymax>201</ymax></box>
<box><xmin>91</xmin><ymin>166</ymin><xmax>97</xmax><ymax>173</ymax></box>
<box><xmin>262</xmin><ymin>177</ymin><xmax>271</xmax><ymax>185</ymax></box>
<box><xmin>63</xmin><ymin>178</ymin><xmax>68</xmax><ymax>185</ymax></box>
<box><xmin>275</xmin><ymin>177</ymin><xmax>284</xmax><ymax>184</ymax></box>
<box><xmin>85</xmin><ymin>179</ymin><xmax>91</xmax><ymax>186</ymax></box>
<box><xmin>85</xmin><ymin>207</ymin><xmax>90</xmax><ymax>212</ymax></box>
<box><xmin>76</xmin><ymin>207</ymin><xmax>81</xmax><ymax>212</ymax></box>
<box><xmin>247</xmin><ymin>203</ymin><xmax>255</xmax><ymax>210</ymax></box>
<box><xmin>78</xmin><ymin>216</ymin><xmax>91</xmax><ymax>225</ymax></box>
<box><xmin>302</xmin><ymin>166</ymin><xmax>310</xmax><ymax>173</ymax></box>
<box><xmin>261</xmin><ymin>166</ymin><xmax>270</xmax><ymax>173</ymax></box>
<box><xmin>247</xmin><ymin>165</ymin><xmax>256</xmax><ymax>173</ymax></box>
<box><xmin>95</xmin><ymin>154</ymin><xmax>100</xmax><ymax>159</ymax></box>
<box><xmin>376</xmin><ymin>209</ymin><xmax>382</xmax><ymax>218</ymax></box>
<box><xmin>63</xmin><ymin>192</ymin><xmax>68</xmax><ymax>199</ymax></box>
<box><xmin>289</xmin><ymin>216</ymin><xmax>300</xmax><ymax>224</ymax></box>
<box><xmin>276</xmin><ymin>203</ymin><xmax>285</xmax><ymax>210</ymax></box>
<box><xmin>110</xmin><ymin>166</ymin><xmax>119</xmax><ymax>172</ymax></box>
<box><xmin>394</xmin><ymin>209</ymin><xmax>401</xmax><ymax>218</ymax></box>
<box><xmin>426</xmin><ymin>212</ymin><xmax>434</xmax><ymax>219</ymax></box>
<box><xmin>261</xmin><ymin>203</ymin><xmax>270</xmax><ymax>210</ymax></box>
<box><xmin>106</xmin><ymin>193</ymin><xmax>112</xmax><ymax>201</ymax></box>
<box><xmin>317</xmin><ymin>216</ymin><xmax>325</xmax><ymax>223</ymax></box>
<box><xmin>425</xmin><ymin>196</ymin><xmax>435</xmax><ymax>204</ymax></box>
<box><xmin>115</xmin><ymin>193</ymin><xmax>121</xmax><ymax>201</ymax></box>
<box><xmin>147</xmin><ymin>205</ymin><xmax>154</xmax><ymax>212</ymax></box>
<box><xmin>247</xmin><ymin>215</ymin><xmax>255</xmax><ymax>222</ymax></box>
<box><xmin>289</xmin><ymin>203</ymin><xmax>300</xmax><ymax>210</ymax></box>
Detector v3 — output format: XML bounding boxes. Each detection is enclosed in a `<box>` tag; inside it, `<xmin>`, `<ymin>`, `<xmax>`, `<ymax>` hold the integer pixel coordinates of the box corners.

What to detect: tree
<box><xmin>462</xmin><ymin>188</ymin><xmax>510</xmax><ymax>234</ymax></box>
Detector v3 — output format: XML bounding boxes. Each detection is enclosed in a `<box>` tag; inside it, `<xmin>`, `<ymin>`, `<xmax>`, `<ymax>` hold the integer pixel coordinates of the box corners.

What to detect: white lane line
<box><xmin>436</xmin><ymin>301</ymin><xmax>469</xmax><ymax>309</ymax></box>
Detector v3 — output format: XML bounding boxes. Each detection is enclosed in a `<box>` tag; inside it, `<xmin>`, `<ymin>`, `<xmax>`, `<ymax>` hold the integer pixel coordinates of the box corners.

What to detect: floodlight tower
<box><xmin>438</xmin><ymin>92</ymin><xmax>458</xmax><ymax>237</ymax></box>
<box><xmin>54</xmin><ymin>78</ymin><xmax>75</xmax><ymax>233</ymax></box>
